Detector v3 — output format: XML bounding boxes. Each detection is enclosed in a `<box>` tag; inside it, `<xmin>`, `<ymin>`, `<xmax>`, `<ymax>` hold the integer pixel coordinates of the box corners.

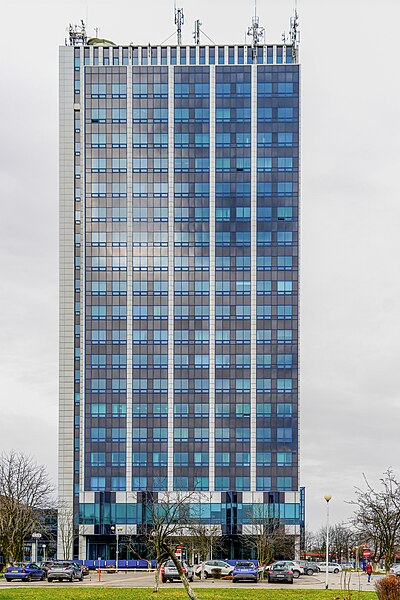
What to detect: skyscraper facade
<box><xmin>59</xmin><ymin>33</ymin><xmax>302</xmax><ymax>560</ymax></box>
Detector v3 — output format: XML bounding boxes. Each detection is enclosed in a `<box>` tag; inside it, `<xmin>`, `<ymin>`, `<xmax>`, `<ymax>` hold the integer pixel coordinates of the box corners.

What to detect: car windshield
<box><xmin>237</xmin><ymin>562</ymin><xmax>253</xmax><ymax>568</ymax></box>
<box><xmin>273</xmin><ymin>564</ymin><xmax>286</xmax><ymax>571</ymax></box>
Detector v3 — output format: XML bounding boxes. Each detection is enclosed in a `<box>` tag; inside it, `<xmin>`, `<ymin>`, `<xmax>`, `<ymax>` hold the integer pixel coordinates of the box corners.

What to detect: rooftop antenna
<box><xmin>174</xmin><ymin>5</ymin><xmax>184</xmax><ymax>46</ymax></box>
<box><xmin>289</xmin><ymin>7</ymin><xmax>300</xmax><ymax>62</ymax></box>
<box><xmin>247</xmin><ymin>0</ymin><xmax>265</xmax><ymax>61</ymax></box>
<box><xmin>193</xmin><ymin>19</ymin><xmax>202</xmax><ymax>45</ymax></box>
<box><xmin>68</xmin><ymin>20</ymin><xmax>87</xmax><ymax>46</ymax></box>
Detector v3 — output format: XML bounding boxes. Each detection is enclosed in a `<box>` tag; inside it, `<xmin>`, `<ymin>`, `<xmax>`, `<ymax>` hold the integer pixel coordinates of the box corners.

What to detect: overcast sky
<box><xmin>1</xmin><ymin>0</ymin><xmax>399</xmax><ymax>533</ymax></box>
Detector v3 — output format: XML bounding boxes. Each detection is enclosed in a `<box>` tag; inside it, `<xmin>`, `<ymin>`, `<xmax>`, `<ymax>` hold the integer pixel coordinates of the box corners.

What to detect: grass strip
<box><xmin>0</xmin><ymin>588</ymin><xmax>378</xmax><ymax>600</ymax></box>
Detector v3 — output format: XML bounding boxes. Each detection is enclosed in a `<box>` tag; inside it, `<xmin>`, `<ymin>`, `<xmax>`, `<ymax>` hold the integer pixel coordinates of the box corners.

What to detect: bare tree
<box><xmin>57</xmin><ymin>504</ymin><xmax>75</xmax><ymax>560</ymax></box>
<box><xmin>242</xmin><ymin>504</ymin><xmax>293</xmax><ymax>572</ymax></box>
<box><xmin>330</xmin><ymin>523</ymin><xmax>355</xmax><ymax>563</ymax></box>
<box><xmin>349</xmin><ymin>469</ymin><xmax>400</xmax><ymax>572</ymax></box>
<box><xmin>0</xmin><ymin>451</ymin><xmax>54</xmax><ymax>562</ymax></box>
<box><xmin>314</xmin><ymin>523</ymin><xmax>355</xmax><ymax>562</ymax></box>
<box><xmin>146</xmin><ymin>490</ymin><xmax>200</xmax><ymax>600</ymax></box>
<box><xmin>302</xmin><ymin>529</ymin><xmax>317</xmax><ymax>554</ymax></box>
<box><xmin>184</xmin><ymin>522</ymin><xmax>224</xmax><ymax>578</ymax></box>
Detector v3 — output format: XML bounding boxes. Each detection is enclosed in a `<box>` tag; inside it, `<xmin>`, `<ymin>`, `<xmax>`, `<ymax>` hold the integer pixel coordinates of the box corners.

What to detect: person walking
<box><xmin>366</xmin><ymin>561</ymin><xmax>373</xmax><ymax>583</ymax></box>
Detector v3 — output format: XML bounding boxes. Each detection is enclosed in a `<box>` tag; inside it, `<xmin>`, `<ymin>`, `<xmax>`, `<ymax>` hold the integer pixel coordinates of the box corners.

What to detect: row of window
<box><xmin>89</xmin><ymin>402</ymin><xmax>293</xmax><ymax>417</ymax></box>
<box><xmin>90</xmin><ymin>181</ymin><xmax>295</xmax><ymax>197</ymax></box>
<box><xmin>86</xmin><ymin>328</ymin><xmax>295</xmax><ymax>344</ymax></box>
<box><xmin>88</xmin><ymin>306</ymin><xmax>293</xmax><ymax>322</ymax></box>
<box><xmin>87</xmin><ymin>377</ymin><xmax>294</xmax><ymax>393</ymax></box>
<box><xmin>90</xmin><ymin>107</ymin><xmax>295</xmax><ymax>123</ymax></box>
<box><xmin>90</xmin><ymin>451</ymin><xmax>292</xmax><ymax>467</ymax></box>
<box><xmin>89</xmin><ymin>82</ymin><xmax>295</xmax><ymax>98</ymax></box>
<box><xmin>89</xmin><ymin>325</ymin><xmax>295</xmax><ymax>346</ymax></box>
<box><xmin>90</xmin><ymin>156</ymin><xmax>295</xmax><ymax>173</ymax></box>
<box><xmin>88</xmin><ymin>206</ymin><xmax>294</xmax><ymax>222</ymax></box>
<box><xmin>90</xmin><ymin>131</ymin><xmax>296</xmax><ymax>148</ymax></box>
<box><xmin>90</xmin><ymin>426</ymin><xmax>294</xmax><ymax>442</ymax></box>
<box><xmin>88</xmin><ymin>475</ymin><xmax>294</xmax><ymax>492</ymax></box>
<box><xmin>89</xmin><ymin>353</ymin><xmax>294</xmax><ymax>369</ymax></box>
<box><xmin>86</xmin><ymin>256</ymin><xmax>294</xmax><ymax>274</ymax></box>
<box><xmin>78</xmin><ymin>44</ymin><xmax>295</xmax><ymax>67</ymax></box>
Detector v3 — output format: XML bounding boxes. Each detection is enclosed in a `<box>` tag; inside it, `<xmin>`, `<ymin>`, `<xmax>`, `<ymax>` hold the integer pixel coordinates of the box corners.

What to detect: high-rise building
<box><xmin>59</xmin><ymin>16</ymin><xmax>303</xmax><ymax>560</ymax></box>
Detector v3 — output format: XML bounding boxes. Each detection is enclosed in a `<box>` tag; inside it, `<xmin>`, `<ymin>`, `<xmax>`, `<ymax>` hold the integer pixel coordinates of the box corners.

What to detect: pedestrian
<box><xmin>366</xmin><ymin>561</ymin><xmax>373</xmax><ymax>583</ymax></box>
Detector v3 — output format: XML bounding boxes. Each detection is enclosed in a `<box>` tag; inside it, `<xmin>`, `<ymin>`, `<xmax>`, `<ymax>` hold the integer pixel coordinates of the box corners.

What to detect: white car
<box><xmin>318</xmin><ymin>562</ymin><xmax>342</xmax><ymax>573</ymax></box>
<box><xmin>195</xmin><ymin>560</ymin><xmax>233</xmax><ymax>578</ymax></box>
<box><xmin>389</xmin><ymin>564</ymin><xmax>400</xmax><ymax>576</ymax></box>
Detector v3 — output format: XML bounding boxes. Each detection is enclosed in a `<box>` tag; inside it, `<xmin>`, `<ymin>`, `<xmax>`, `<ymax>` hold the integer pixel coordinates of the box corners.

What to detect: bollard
<box><xmin>98</xmin><ymin>567</ymin><xmax>101</xmax><ymax>582</ymax></box>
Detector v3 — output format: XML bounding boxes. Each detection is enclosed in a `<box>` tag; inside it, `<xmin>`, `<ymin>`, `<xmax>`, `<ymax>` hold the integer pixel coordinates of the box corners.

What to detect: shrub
<box><xmin>376</xmin><ymin>575</ymin><xmax>400</xmax><ymax>600</ymax></box>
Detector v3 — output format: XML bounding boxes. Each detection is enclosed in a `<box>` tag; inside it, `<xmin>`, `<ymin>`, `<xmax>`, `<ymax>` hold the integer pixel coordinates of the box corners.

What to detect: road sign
<box><xmin>32</xmin><ymin>532</ymin><xmax>42</xmax><ymax>539</ymax></box>
<box><xmin>363</xmin><ymin>548</ymin><xmax>371</xmax><ymax>558</ymax></box>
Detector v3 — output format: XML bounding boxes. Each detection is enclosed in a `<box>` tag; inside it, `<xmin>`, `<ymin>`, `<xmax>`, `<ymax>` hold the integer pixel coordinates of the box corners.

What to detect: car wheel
<box><xmin>48</xmin><ymin>578</ymin><xmax>53</xmax><ymax>582</ymax></box>
<box><xmin>79</xmin><ymin>574</ymin><xmax>83</xmax><ymax>581</ymax></box>
<box><xmin>41</xmin><ymin>573</ymin><xmax>46</xmax><ymax>581</ymax></box>
<box><xmin>189</xmin><ymin>575</ymin><xmax>194</xmax><ymax>582</ymax></box>
<box><xmin>26</xmin><ymin>575</ymin><xmax>32</xmax><ymax>582</ymax></box>
<box><xmin>161</xmin><ymin>576</ymin><xmax>166</xmax><ymax>583</ymax></box>
<box><xmin>334</xmin><ymin>569</ymin><xmax>339</xmax><ymax>574</ymax></box>
<box><xmin>293</xmin><ymin>570</ymin><xmax>300</xmax><ymax>578</ymax></box>
<box><xmin>290</xmin><ymin>579</ymin><xmax>294</xmax><ymax>584</ymax></box>
<box><xmin>306</xmin><ymin>568</ymin><xmax>314</xmax><ymax>576</ymax></box>
<box><xmin>204</xmin><ymin>572</ymin><xmax>209</xmax><ymax>579</ymax></box>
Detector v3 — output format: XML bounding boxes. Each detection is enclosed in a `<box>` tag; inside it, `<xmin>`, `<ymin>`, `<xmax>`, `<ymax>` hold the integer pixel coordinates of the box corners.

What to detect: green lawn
<box><xmin>0</xmin><ymin>590</ymin><xmax>378</xmax><ymax>600</ymax></box>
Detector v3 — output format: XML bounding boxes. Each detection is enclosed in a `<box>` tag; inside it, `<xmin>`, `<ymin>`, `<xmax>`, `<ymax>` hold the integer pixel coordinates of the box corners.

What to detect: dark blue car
<box><xmin>5</xmin><ymin>562</ymin><xmax>45</xmax><ymax>582</ymax></box>
<box><xmin>232</xmin><ymin>560</ymin><xmax>258</xmax><ymax>583</ymax></box>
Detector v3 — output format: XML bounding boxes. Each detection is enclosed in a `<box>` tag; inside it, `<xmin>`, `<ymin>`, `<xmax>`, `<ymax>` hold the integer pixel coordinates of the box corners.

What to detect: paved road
<box><xmin>0</xmin><ymin>570</ymin><xmax>379</xmax><ymax>591</ymax></box>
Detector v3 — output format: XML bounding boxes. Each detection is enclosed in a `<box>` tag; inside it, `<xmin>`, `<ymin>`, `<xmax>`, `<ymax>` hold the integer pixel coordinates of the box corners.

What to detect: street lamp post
<box><xmin>324</xmin><ymin>495</ymin><xmax>332</xmax><ymax>590</ymax></box>
<box><xmin>32</xmin><ymin>532</ymin><xmax>42</xmax><ymax>563</ymax></box>
<box><xmin>111</xmin><ymin>525</ymin><xmax>123</xmax><ymax>573</ymax></box>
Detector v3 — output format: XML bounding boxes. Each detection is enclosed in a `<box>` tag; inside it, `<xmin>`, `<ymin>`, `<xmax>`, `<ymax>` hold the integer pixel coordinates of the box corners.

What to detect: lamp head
<box><xmin>324</xmin><ymin>494</ymin><xmax>332</xmax><ymax>503</ymax></box>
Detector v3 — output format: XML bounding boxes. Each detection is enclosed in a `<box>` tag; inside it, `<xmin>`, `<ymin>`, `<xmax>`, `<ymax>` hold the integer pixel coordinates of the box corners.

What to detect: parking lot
<box><xmin>0</xmin><ymin>570</ymin><xmax>376</xmax><ymax>591</ymax></box>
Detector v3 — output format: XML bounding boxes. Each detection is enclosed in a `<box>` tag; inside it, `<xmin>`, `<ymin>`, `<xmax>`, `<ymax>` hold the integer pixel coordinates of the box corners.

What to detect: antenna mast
<box><xmin>193</xmin><ymin>19</ymin><xmax>202</xmax><ymax>45</ymax></box>
<box><xmin>289</xmin><ymin>8</ymin><xmax>300</xmax><ymax>62</ymax></box>
<box><xmin>175</xmin><ymin>6</ymin><xmax>184</xmax><ymax>46</ymax></box>
<box><xmin>68</xmin><ymin>20</ymin><xmax>87</xmax><ymax>46</ymax></box>
<box><xmin>247</xmin><ymin>1</ymin><xmax>265</xmax><ymax>61</ymax></box>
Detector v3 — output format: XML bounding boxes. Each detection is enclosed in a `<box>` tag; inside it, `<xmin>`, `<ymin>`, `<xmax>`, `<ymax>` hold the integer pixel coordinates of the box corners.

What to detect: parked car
<box><xmin>161</xmin><ymin>560</ymin><xmax>194</xmax><ymax>583</ymax></box>
<box><xmin>389</xmin><ymin>564</ymin><xmax>400</xmax><ymax>576</ymax></box>
<box><xmin>81</xmin><ymin>564</ymin><xmax>90</xmax><ymax>576</ymax></box>
<box><xmin>39</xmin><ymin>561</ymin><xmax>55</xmax><ymax>578</ymax></box>
<box><xmin>232</xmin><ymin>561</ymin><xmax>258</xmax><ymax>583</ymax></box>
<box><xmin>318</xmin><ymin>562</ymin><xmax>342</xmax><ymax>573</ymax></box>
<box><xmin>195</xmin><ymin>560</ymin><xmax>233</xmax><ymax>578</ymax></box>
<box><xmin>298</xmin><ymin>560</ymin><xmax>320</xmax><ymax>575</ymax></box>
<box><xmin>47</xmin><ymin>561</ymin><xmax>83</xmax><ymax>582</ymax></box>
<box><xmin>5</xmin><ymin>562</ymin><xmax>46</xmax><ymax>582</ymax></box>
<box><xmin>267</xmin><ymin>561</ymin><xmax>294</xmax><ymax>584</ymax></box>
<box><xmin>272</xmin><ymin>560</ymin><xmax>304</xmax><ymax>578</ymax></box>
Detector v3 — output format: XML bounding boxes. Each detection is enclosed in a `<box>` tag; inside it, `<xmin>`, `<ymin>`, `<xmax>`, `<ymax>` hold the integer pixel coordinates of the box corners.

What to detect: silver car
<box><xmin>161</xmin><ymin>559</ymin><xmax>194</xmax><ymax>582</ymax></box>
<box><xmin>47</xmin><ymin>561</ymin><xmax>83</xmax><ymax>582</ymax></box>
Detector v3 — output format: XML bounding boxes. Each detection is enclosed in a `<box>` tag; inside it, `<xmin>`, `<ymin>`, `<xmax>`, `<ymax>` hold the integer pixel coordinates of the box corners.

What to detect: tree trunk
<box><xmin>153</xmin><ymin>563</ymin><xmax>161</xmax><ymax>593</ymax></box>
<box><xmin>169</xmin><ymin>550</ymin><xmax>200</xmax><ymax>600</ymax></box>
